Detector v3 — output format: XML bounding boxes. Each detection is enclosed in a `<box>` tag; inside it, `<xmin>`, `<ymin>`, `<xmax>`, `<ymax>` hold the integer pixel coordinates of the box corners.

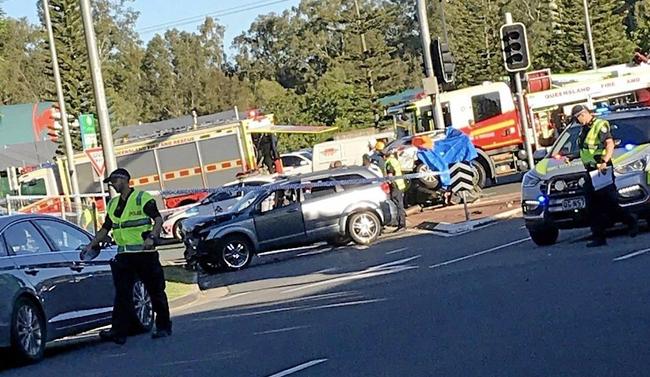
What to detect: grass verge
<box><xmin>166</xmin><ymin>281</ymin><xmax>195</xmax><ymax>301</ymax></box>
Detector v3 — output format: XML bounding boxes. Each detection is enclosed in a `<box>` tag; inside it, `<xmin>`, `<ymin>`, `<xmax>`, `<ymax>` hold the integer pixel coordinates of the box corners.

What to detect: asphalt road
<box><xmin>5</xmin><ymin>214</ymin><xmax>650</xmax><ymax>377</ymax></box>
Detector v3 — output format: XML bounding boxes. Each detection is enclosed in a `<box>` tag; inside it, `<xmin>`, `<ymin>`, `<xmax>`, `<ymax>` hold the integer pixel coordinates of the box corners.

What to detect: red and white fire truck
<box><xmin>14</xmin><ymin>112</ymin><xmax>335</xmax><ymax>214</ymax></box>
<box><xmin>382</xmin><ymin>63</ymin><xmax>650</xmax><ymax>187</ymax></box>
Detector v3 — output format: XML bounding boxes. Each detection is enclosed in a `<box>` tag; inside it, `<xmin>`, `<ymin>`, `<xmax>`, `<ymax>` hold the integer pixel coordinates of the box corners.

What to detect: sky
<box><xmin>1</xmin><ymin>0</ymin><xmax>301</xmax><ymax>54</ymax></box>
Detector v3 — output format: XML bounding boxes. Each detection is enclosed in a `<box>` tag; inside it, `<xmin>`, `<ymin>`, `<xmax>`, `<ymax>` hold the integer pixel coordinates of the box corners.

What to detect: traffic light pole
<box><xmin>43</xmin><ymin>0</ymin><xmax>82</xmax><ymax>212</ymax></box>
<box><xmin>582</xmin><ymin>0</ymin><xmax>597</xmax><ymax>70</ymax></box>
<box><xmin>80</xmin><ymin>0</ymin><xmax>117</xmax><ymax>178</ymax></box>
<box><xmin>416</xmin><ymin>0</ymin><xmax>445</xmax><ymax>131</ymax></box>
<box><xmin>505</xmin><ymin>13</ymin><xmax>535</xmax><ymax>170</ymax></box>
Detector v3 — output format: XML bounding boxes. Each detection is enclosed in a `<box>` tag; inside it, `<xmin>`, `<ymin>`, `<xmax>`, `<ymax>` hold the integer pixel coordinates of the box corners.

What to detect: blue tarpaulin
<box><xmin>416</xmin><ymin>128</ymin><xmax>478</xmax><ymax>188</ymax></box>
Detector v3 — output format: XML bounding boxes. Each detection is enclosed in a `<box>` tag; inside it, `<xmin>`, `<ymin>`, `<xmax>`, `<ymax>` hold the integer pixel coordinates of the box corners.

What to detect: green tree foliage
<box><xmin>589</xmin><ymin>0</ymin><xmax>636</xmax><ymax>66</ymax></box>
<box><xmin>627</xmin><ymin>0</ymin><xmax>650</xmax><ymax>51</ymax></box>
<box><xmin>45</xmin><ymin>0</ymin><xmax>94</xmax><ymax>152</ymax></box>
<box><xmin>0</xmin><ymin>0</ymin><xmax>646</xmax><ymax>154</ymax></box>
<box><xmin>0</xmin><ymin>18</ymin><xmax>50</xmax><ymax>104</ymax></box>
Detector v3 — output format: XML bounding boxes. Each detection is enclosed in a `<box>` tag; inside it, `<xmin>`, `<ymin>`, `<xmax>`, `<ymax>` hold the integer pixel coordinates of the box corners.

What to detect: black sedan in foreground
<box><xmin>0</xmin><ymin>214</ymin><xmax>153</xmax><ymax>363</ymax></box>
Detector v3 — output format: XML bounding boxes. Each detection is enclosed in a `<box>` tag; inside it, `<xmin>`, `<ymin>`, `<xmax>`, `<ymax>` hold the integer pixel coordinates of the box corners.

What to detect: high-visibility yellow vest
<box><xmin>107</xmin><ymin>190</ymin><xmax>154</xmax><ymax>253</ymax></box>
<box><xmin>386</xmin><ymin>156</ymin><xmax>406</xmax><ymax>191</ymax></box>
<box><xmin>580</xmin><ymin>118</ymin><xmax>610</xmax><ymax>165</ymax></box>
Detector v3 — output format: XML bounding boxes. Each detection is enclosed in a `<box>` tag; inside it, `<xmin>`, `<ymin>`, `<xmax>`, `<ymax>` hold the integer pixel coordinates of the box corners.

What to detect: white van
<box><xmin>312</xmin><ymin>131</ymin><xmax>394</xmax><ymax>172</ymax></box>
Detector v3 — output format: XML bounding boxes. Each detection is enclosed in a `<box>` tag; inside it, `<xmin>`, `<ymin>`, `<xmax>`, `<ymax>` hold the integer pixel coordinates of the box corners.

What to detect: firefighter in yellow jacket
<box><xmin>573</xmin><ymin>105</ymin><xmax>637</xmax><ymax>247</ymax></box>
<box><xmin>81</xmin><ymin>168</ymin><xmax>171</xmax><ymax>345</ymax></box>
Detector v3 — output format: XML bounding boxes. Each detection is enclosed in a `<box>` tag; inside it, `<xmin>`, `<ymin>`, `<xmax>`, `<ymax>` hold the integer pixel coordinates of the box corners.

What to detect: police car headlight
<box><xmin>554</xmin><ymin>180</ymin><xmax>567</xmax><ymax>192</ymax></box>
<box><xmin>614</xmin><ymin>158</ymin><xmax>647</xmax><ymax>175</ymax></box>
<box><xmin>522</xmin><ymin>172</ymin><xmax>542</xmax><ymax>188</ymax></box>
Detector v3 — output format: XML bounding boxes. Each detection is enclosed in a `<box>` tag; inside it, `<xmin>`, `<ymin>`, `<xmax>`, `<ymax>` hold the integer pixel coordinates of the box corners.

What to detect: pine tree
<box><xmin>44</xmin><ymin>0</ymin><xmax>95</xmax><ymax>154</ymax></box>
<box><xmin>589</xmin><ymin>0</ymin><xmax>635</xmax><ymax>66</ymax></box>
<box><xmin>446</xmin><ymin>0</ymin><xmax>510</xmax><ymax>85</ymax></box>
<box><xmin>629</xmin><ymin>0</ymin><xmax>650</xmax><ymax>52</ymax></box>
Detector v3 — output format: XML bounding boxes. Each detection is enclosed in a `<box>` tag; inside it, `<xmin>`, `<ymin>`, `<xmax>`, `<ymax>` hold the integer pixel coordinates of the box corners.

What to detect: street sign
<box><xmin>422</xmin><ymin>76</ymin><xmax>438</xmax><ymax>96</ymax></box>
<box><xmin>79</xmin><ymin>113</ymin><xmax>98</xmax><ymax>150</ymax></box>
<box><xmin>84</xmin><ymin>147</ymin><xmax>105</xmax><ymax>177</ymax></box>
<box><xmin>449</xmin><ymin>162</ymin><xmax>475</xmax><ymax>193</ymax></box>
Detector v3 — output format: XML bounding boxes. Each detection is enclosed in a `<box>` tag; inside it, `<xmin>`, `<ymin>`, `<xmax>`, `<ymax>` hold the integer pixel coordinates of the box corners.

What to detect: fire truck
<box><xmin>15</xmin><ymin>111</ymin><xmax>335</xmax><ymax>214</ymax></box>
<box><xmin>382</xmin><ymin>63</ymin><xmax>650</xmax><ymax>188</ymax></box>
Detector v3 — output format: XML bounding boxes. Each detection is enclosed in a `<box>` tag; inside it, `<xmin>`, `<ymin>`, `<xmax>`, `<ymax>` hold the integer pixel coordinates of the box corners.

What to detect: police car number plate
<box><xmin>561</xmin><ymin>197</ymin><xmax>586</xmax><ymax>210</ymax></box>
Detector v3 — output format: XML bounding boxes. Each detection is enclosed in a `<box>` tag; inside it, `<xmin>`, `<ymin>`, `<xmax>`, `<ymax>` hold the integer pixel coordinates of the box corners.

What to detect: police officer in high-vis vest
<box><xmin>573</xmin><ymin>105</ymin><xmax>638</xmax><ymax>247</ymax></box>
<box><xmin>82</xmin><ymin>168</ymin><xmax>171</xmax><ymax>344</ymax></box>
<box><xmin>382</xmin><ymin>148</ymin><xmax>407</xmax><ymax>232</ymax></box>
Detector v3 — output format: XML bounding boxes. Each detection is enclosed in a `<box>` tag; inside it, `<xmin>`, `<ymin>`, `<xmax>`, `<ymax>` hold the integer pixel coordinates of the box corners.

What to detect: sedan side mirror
<box><xmin>300</xmin><ymin>160</ymin><xmax>309</xmax><ymax>166</ymax></box>
<box><xmin>533</xmin><ymin>148</ymin><xmax>548</xmax><ymax>163</ymax></box>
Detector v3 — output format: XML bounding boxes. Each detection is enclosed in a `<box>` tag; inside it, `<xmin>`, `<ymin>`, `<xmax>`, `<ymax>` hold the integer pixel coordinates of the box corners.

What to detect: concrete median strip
<box><xmin>417</xmin><ymin>207</ymin><xmax>522</xmax><ymax>236</ymax></box>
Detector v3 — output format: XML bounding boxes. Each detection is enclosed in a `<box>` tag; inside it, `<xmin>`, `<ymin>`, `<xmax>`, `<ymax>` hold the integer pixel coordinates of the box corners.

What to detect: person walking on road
<box><xmin>383</xmin><ymin>149</ymin><xmax>407</xmax><ymax>231</ymax></box>
<box><xmin>573</xmin><ymin>104</ymin><xmax>638</xmax><ymax>247</ymax></box>
<box><xmin>81</xmin><ymin>168</ymin><xmax>172</xmax><ymax>345</ymax></box>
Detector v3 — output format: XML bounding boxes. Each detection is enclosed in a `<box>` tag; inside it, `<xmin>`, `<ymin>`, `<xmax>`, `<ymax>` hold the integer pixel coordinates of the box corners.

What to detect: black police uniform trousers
<box><xmin>110</xmin><ymin>251</ymin><xmax>171</xmax><ymax>337</ymax></box>
<box><xmin>390</xmin><ymin>186</ymin><xmax>406</xmax><ymax>228</ymax></box>
<box><xmin>587</xmin><ymin>182</ymin><xmax>635</xmax><ymax>242</ymax></box>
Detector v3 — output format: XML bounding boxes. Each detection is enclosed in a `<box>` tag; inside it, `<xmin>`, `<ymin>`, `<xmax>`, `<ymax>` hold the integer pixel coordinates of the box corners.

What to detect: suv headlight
<box><xmin>522</xmin><ymin>172</ymin><xmax>542</xmax><ymax>188</ymax></box>
<box><xmin>614</xmin><ymin>157</ymin><xmax>647</xmax><ymax>175</ymax></box>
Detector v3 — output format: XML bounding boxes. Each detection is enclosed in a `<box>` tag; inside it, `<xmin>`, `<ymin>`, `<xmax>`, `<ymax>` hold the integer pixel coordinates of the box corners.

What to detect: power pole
<box><xmin>353</xmin><ymin>0</ymin><xmax>375</xmax><ymax>96</ymax></box>
<box><xmin>416</xmin><ymin>0</ymin><xmax>445</xmax><ymax>131</ymax></box>
<box><xmin>582</xmin><ymin>0</ymin><xmax>597</xmax><ymax>70</ymax></box>
<box><xmin>79</xmin><ymin>0</ymin><xmax>117</xmax><ymax>176</ymax></box>
<box><xmin>43</xmin><ymin>0</ymin><xmax>82</xmax><ymax>212</ymax></box>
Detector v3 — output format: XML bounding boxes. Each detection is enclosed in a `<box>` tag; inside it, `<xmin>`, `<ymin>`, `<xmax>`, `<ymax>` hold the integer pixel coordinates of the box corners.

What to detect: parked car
<box><xmin>182</xmin><ymin>167</ymin><xmax>397</xmax><ymax>273</ymax></box>
<box><xmin>280</xmin><ymin>151</ymin><xmax>313</xmax><ymax>176</ymax></box>
<box><xmin>161</xmin><ymin>175</ymin><xmax>277</xmax><ymax>240</ymax></box>
<box><xmin>0</xmin><ymin>214</ymin><xmax>153</xmax><ymax>363</ymax></box>
<box><xmin>522</xmin><ymin>107</ymin><xmax>650</xmax><ymax>246</ymax></box>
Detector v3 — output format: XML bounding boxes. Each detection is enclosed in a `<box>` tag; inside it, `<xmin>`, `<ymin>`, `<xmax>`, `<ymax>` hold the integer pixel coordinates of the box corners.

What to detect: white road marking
<box><xmin>267</xmin><ymin>359</ymin><xmax>328</xmax><ymax>377</ymax></box>
<box><xmin>313</xmin><ymin>267</ymin><xmax>336</xmax><ymax>274</ymax></box>
<box><xmin>429</xmin><ymin>237</ymin><xmax>531</xmax><ymax>269</ymax></box>
<box><xmin>300</xmin><ymin>298</ymin><xmax>387</xmax><ymax>311</ymax></box>
<box><xmin>297</xmin><ymin>249</ymin><xmax>330</xmax><ymax>257</ymax></box>
<box><xmin>219</xmin><ymin>292</ymin><xmax>251</xmax><ymax>301</ymax></box>
<box><xmin>195</xmin><ymin>306</ymin><xmax>308</xmax><ymax>321</ymax></box>
<box><xmin>258</xmin><ymin>244</ymin><xmax>321</xmax><ymax>257</ymax></box>
<box><xmin>283</xmin><ymin>256</ymin><xmax>421</xmax><ymax>293</ymax></box>
<box><xmin>613</xmin><ymin>248</ymin><xmax>650</xmax><ymax>262</ymax></box>
<box><xmin>386</xmin><ymin>247</ymin><xmax>408</xmax><ymax>255</ymax></box>
<box><xmin>254</xmin><ymin>325</ymin><xmax>309</xmax><ymax>335</ymax></box>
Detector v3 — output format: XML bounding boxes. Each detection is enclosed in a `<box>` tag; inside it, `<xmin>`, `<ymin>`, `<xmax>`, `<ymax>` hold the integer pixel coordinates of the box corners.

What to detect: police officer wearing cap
<box><xmin>82</xmin><ymin>168</ymin><xmax>171</xmax><ymax>344</ymax></box>
<box><xmin>573</xmin><ymin>105</ymin><xmax>638</xmax><ymax>247</ymax></box>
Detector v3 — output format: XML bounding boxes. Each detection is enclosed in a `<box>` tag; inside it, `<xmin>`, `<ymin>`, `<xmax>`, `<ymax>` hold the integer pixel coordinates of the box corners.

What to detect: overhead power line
<box><xmin>137</xmin><ymin>0</ymin><xmax>294</xmax><ymax>35</ymax></box>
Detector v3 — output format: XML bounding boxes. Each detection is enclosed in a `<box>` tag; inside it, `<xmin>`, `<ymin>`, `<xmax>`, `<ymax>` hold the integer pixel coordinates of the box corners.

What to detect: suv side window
<box><xmin>471</xmin><ymin>92</ymin><xmax>502</xmax><ymax>123</ymax></box>
<box><xmin>4</xmin><ymin>221</ymin><xmax>52</xmax><ymax>255</ymax></box>
<box><xmin>332</xmin><ymin>174</ymin><xmax>369</xmax><ymax>189</ymax></box>
<box><xmin>303</xmin><ymin>178</ymin><xmax>338</xmax><ymax>200</ymax></box>
<box><xmin>260</xmin><ymin>189</ymin><xmax>299</xmax><ymax>213</ymax></box>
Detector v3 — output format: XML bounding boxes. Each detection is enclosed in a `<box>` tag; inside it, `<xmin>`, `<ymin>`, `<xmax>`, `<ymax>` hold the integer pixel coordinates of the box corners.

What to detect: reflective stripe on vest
<box><xmin>580</xmin><ymin>118</ymin><xmax>609</xmax><ymax>164</ymax></box>
<box><xmin>107</xmin><ymin>190</ymin><xmax>154</xmax><ymax>252</ymax></box>
<box><xmin>386</xmin><ymin>156</ymin><xmax>406</xmax><ymax>191</ymax></box>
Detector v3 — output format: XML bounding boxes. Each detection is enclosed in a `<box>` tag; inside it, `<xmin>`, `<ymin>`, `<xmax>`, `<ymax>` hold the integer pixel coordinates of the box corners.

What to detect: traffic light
<box><xmin>500</xmin><ymin>23</ymin><xmax>530</xmax><ymax>73</ymax></box>
<box><xmin>48</xmin><ymin>106</ymin><xmax>63</xmax><ymax>143</ymax></box>
<box><xmin>431</xmin><ymin>38</ymin><xmax>455</xmax><ymax>84</ymax></box>
<box><xmin>47</xmin><ymin>119</ymin><xmax>62</xmax><ymax>143</ymax></box>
